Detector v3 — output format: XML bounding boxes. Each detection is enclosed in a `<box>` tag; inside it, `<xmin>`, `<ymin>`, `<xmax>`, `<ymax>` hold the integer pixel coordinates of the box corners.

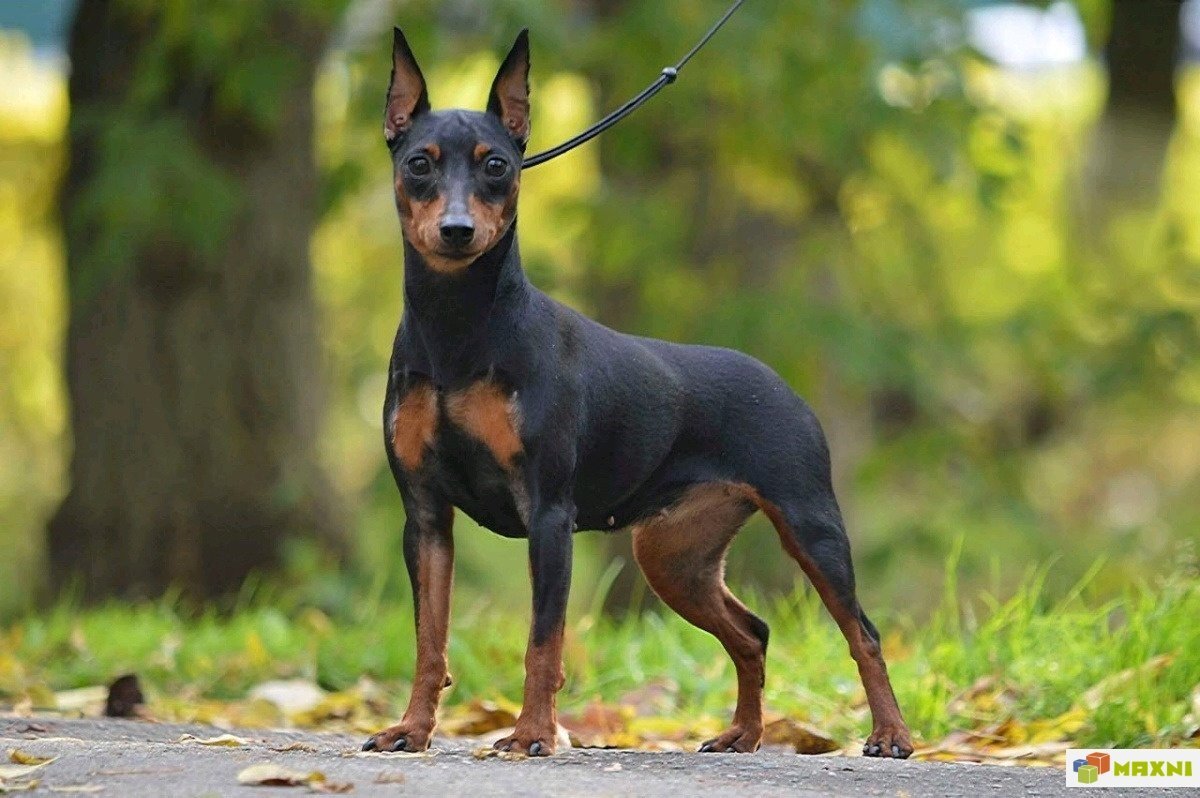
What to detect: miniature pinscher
<box><xmin>361</xmin><ymin>28</ymin><xmax>913</xmax><ymax>759</ymax></box>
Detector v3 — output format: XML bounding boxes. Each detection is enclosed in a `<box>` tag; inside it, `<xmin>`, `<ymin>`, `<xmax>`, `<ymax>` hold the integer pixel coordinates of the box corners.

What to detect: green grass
<box><xmin>1</xmin><ymin>555</ymin><xmax>1197</xmax><ymax>751</ymax></box>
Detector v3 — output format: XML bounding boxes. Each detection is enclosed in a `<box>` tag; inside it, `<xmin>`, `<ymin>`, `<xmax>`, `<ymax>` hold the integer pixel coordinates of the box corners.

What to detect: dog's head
<box><xmin>385</xmin><ymin>28</ymin><xmax>529</xmax><ymax>274</ymax></box>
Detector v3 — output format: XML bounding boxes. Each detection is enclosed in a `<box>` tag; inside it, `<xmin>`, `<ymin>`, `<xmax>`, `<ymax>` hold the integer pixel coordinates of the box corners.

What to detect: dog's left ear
<box><xmin>487</xmin><ymin>29</ymin><xmax>531</xmax><ymax>149</ymax></box>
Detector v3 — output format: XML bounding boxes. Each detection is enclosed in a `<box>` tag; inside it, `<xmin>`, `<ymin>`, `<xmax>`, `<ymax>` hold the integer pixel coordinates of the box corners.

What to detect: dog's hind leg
<box><xmin>631</xmin><ymin>483</ymin><xmax>768</xmax><ymax>753</ymax></box>
<box><xmin>753</xmin><ymin>489</ymin><xmax>913</xmax><ymax>759</ymax></box>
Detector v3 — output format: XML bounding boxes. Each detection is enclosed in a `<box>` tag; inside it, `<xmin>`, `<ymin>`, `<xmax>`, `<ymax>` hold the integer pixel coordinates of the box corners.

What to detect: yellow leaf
<box><xmin>439</xmin><ymin>699</ymin><xmax>520</xmax><ymax>736</ymax></box>
<box><xmin>244</xmin><ymin>632</ymin><xmax>268</xmax><ymax>669</ymax></box>
<box><xmin>1025</xmin><ymin>707</ymin><xmax>1087</xmax><ymax>743</ymax></box>
<box><xmin>177</xmin><ymin>733</ymin><xmax>249</xmax><ymax>747</ymax></box>
<box><xmin>6</xmin><ymin>751</ymin><xmax>53</xmax><ymax>767</ymax></box>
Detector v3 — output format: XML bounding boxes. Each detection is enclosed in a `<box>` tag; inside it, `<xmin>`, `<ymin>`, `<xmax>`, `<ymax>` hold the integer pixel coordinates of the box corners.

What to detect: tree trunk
<box><xmin>1084</xmin><ymin>0</ymin><xmax>1181</xmax><ymax>212</ymax></box>
<box><xmin>48</xmin><ymin>0</ymin><xmax>343</xmax><ymax>600</ymax></box>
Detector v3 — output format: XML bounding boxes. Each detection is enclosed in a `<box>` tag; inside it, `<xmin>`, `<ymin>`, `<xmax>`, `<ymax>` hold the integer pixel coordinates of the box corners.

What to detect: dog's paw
<box><xmin>493</xmin><ymin>726</ymin><xmax>558</xmax><ymax>757</ymax></box>
<box><xmin>361</xmin><ymin>722</ymin><xmax>434</xmax><ymax>753</ymax></box>
<box><xmin>697</xmin><ymin>724</ymin><xmax>762</xmax><ymax>753</ymax></box>
<box><xmin>862</xmin><ymin>723</ymin><xmax>913</xmax><ymax>759</ymax></box>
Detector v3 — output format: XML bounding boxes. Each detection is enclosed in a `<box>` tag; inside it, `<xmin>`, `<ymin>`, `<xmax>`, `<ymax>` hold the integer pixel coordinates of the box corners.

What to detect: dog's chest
<box><xmin>390</xmin><ymin>379</ymin><xmax>528</xmax><ymax>536</ymax></box>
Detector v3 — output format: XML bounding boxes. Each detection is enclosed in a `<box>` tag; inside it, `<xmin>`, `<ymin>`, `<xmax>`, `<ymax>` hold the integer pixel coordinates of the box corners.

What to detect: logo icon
<box><xmin>1072</xmin><ymin>752</ymin><xmax>1110</xmax><ymax>784</ymax></box>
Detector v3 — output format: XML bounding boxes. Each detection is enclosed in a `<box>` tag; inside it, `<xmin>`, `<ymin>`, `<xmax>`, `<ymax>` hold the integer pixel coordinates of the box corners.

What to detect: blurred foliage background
<box><xmin>0</xmin><ymin>0</ymin><xmax>1197</xmax><ymax>620</ymax></box>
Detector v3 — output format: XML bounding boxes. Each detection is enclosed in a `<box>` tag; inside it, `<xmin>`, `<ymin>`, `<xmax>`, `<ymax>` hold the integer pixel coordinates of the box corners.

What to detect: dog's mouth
<box><xmin>434</xmin><ymin>245</ymin><xmax>480</xmax><ymax>261</ymax></box>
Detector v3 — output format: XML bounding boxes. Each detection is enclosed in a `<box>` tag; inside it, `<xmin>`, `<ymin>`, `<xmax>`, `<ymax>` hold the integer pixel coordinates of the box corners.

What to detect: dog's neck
<box><xmin>401</xmin><ymin>224</ymin><xmax>528</xmax><ymax>387</ymax></box>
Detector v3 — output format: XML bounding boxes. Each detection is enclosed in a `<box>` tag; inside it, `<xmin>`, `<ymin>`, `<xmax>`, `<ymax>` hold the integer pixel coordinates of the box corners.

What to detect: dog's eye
<box><xmin>407</xmin><ymin>155</ymin><xmax>432</xmax><ymax>177</ymax></box>
<box><xmin>483</xmin><ymin>156</ymin><xmax>509</xmax><ymax>178</ymax></box>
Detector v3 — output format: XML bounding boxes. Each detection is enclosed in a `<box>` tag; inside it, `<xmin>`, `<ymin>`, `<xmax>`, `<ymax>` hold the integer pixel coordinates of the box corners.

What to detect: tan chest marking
<box><xmin>392</xmin><ymin>383</ymin><xmax>439</xmax><ymax>471</ymax></box>
<box><xmin>446</xmin><ymin>381</ymin><xmax>523</xmax><ymax>468</ymax></box>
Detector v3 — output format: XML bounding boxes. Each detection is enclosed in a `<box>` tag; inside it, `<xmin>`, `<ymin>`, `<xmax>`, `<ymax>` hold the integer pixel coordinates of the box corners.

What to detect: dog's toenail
<box><xmin>892</xmin><ymin>744</ymin><xmax>902</xmax><ymax>758</ymax></box>
<box><xmin>529</xmin><ymin>741</ymin><xmax>542</xmax><ymax>756</ymax></box>
<box><xmin>362</xmin><ymin>738</ymin><xmax>378</xmax><ymax>752</ymax></box>
<box><xmin>390</xmin><ymin>737</ymin><xmax>407</xmax><ymax>752</ymax></box>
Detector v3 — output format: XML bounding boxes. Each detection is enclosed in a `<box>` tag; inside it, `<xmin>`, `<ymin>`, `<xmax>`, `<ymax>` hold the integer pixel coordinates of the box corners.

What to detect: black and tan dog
<box><xmin>361</xmin><ymin>28</ymin><xmax>913</xmax><ymax>759</ymax></box>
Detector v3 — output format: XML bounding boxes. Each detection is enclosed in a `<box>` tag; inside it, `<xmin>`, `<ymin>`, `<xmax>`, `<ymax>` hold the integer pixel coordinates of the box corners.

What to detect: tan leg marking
<box><xmin>494</xmin><ymin>626</ymin><xmax>565</xmax><ymax>755</ymax></box>
<box><xmin>631</xmin><ymin>483</ymin><xmax>765</xmax><ymax>753</ymax></box>
<box><xmin>749</xmin><ymin>491</ymin><xmax>912</xmax><ymax>758</ymax></box>
<box><xmin>365</xmin><ymin>515</ymin><xmax>455</xmax><ymax>753</ymax></box>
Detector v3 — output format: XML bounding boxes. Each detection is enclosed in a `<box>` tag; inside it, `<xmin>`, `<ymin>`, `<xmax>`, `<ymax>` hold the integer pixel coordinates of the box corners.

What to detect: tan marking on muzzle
<box><xmin>467</xmin><ymin>178</ymin><xmax>519</xmax><ymax>257</ymax></box>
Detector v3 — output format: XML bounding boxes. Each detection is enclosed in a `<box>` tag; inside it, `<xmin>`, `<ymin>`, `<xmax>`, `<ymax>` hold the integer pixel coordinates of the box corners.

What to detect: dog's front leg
<box><xmin>495</xmin><ymin>502</ymin><xmax>574</xmax><ymax>756</ymax></box>
<box><xmin>363</xmin><ymin>503</ymin><xmax>454</xmax><ymax>753</ymax></box>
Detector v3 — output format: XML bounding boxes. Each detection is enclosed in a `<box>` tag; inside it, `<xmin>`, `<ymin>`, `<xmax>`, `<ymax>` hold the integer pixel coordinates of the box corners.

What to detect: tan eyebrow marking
<box><xmin>424</xmin><ymin>143</ymin><xmax>441</xmax><ymax>160</ymax></box>
<box><xmin>473</xmin><ymin>143</ymin><xmax>490</xmax><ymax>162</ymax></box>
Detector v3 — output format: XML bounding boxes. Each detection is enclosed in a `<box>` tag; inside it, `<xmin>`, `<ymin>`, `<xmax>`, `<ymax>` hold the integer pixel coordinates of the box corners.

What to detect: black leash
<box><xmin>521</xmin><ymin>0</ymin><xmax>746</xmax><ymax>169</ymax></box>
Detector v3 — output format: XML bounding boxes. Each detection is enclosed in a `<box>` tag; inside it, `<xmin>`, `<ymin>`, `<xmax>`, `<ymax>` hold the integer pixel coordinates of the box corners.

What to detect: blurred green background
<box><xmin>0</xmin><ymin>0</ymin><xmax>1197</xmax><ymax>620</ymax></box>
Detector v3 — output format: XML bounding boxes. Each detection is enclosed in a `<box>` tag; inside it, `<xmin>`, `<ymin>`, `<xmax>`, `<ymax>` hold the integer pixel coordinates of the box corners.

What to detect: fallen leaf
<box><xmin>615</xmin><ymin>680</ymin><xmax>678</xmax><ymax>716</ymax></box>
<box><xmin>439</xmin><ymin>699</ymin><xmax>520</xmax><ymax>736</ymax></box>
<box><xmin>52</xmin><ymin>686</ymin><xmax>107</xmax><ymax>715</ymax></box>
<box><xmin>249</xmin><ymin>680</ymin><xmax>327</xmax><ymax>717</ymax></box>
<box><xmin>7</xmin><ymin>751</ymin><xmax>54</xmax><ymax>767</ymax></box>
<box><xmin>1078</xmin><ymin>655</ymin><xmax>1173</xmax><ymax>710</ymax></box>
<box><xmin>178</xmin><ymin>733</ymin><xmax>250</xmax><ymax>747</ymax></box>
<box><xmin>561</xmin><ymin>701</ymin><xmax>635</xmax><ymax>748</ymax></box>
<box><xmin>762</xmin><ymin>717</ymin><xmax>840</xmax><ymax>754</ymax></box>
<box><xmin>236</xmin><ymin>762</ymin><xmax>325</xmax><ymax>787</ymax></box>
<box><xmin>0</xmin><ymin>778</ymin><xmax>40</xmax><ymax>793</ymax></box>
<box><xmin>48</xmin><ymin>786</ymin><xmax>105</xmax><ymax>794</ymax></box>
<box><xmin>10</xmin><ymin>724</ymin><xmax>47</xmax><ymax>735</ymax></box>
<box><xmin>271</xmin><ymin>742</ymin><xmax>319</xmax><ymax>753</ymax></box>
<box><xmin>0</xmin><ymin>760</ymin><xmax>54</xmax><ymax>780</ymax></box>
<box><xmin>471</xmin><ymin>747</ymin><xmax>526</xmax><ymax>761</ymax></box>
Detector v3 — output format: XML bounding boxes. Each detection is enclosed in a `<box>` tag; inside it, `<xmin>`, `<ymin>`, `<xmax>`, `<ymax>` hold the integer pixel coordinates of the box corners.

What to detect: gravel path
<box><xmin>0</xmin><ymin>717</ymin><xmax>1175</xmax><ymax>797</ymax></box>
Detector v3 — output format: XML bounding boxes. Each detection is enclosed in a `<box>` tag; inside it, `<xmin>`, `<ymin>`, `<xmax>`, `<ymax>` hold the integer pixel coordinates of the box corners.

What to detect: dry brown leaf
<box><xmin>471</xmin><ymin>747</ymin><xmax>527</xmax><ymax>761</ymax></box>
<box><xmin>561</xmin><ymin>701</ymin><xmax>635</xmax><ymax>748</ymax></box>
<box><xmin>762</xmin><ymin>717</ymin><xmax>840</xmax><ymax>755</ymax></box>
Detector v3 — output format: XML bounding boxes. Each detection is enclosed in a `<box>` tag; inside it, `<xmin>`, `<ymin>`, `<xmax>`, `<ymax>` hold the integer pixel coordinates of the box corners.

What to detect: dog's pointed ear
<box><xmin>487</xmin><ymin>29</ymin><xmax>531</xmax><ymax>149</ymax></box>
<box><xmin>385</xmin><ymin>27</ymin><xmax>430</xmax><ymax>145</ymax></box>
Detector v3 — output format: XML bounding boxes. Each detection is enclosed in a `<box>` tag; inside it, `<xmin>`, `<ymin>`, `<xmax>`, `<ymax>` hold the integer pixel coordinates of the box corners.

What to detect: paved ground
<box><xmin>0</xmin><ymin>717</ymin><xmax>1179</xmax><ymax>797</ymax></box>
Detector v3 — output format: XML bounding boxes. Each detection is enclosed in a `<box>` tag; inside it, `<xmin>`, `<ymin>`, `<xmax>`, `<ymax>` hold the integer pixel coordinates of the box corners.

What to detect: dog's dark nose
<box><xmin>439</xmin><ymin>218</ymin><xmax>475</xmax><ymax>248</ymax></box>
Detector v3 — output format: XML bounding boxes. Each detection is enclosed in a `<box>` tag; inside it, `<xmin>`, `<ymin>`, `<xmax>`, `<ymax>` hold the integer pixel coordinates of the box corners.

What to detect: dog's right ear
<box><xmin>385</xmin><ymin>27</ymin><xmax>430</xmax><ymax>145</ymax></box>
